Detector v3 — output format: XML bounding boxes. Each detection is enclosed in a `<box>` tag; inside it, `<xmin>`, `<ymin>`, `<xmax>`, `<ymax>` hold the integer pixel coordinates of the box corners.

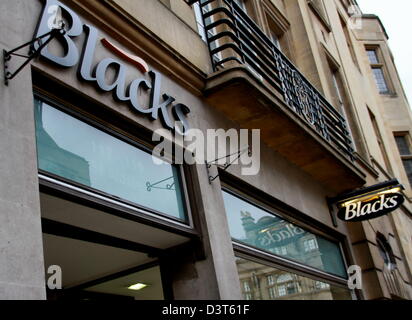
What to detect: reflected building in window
<box><xmin>239</xmin><ymin>210</ymin><xmax>324</xmax><ymax>274</ymax></box>
<box><xmin>236</xmin><ymin>257</ymin><xmax>351</xmax><ymax>300</ymax></box>
<box><xmin>34</xmin><ymin>99</ymin><xmax>91</xmax><ymax>186</ymax></box>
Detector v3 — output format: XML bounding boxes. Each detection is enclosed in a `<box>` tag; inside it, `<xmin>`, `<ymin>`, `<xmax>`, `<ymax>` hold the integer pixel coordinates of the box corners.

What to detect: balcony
<box><xmin>192</xmin><ymin>0</ymin><xmax>365</xmax><ymax>192</ymax></box>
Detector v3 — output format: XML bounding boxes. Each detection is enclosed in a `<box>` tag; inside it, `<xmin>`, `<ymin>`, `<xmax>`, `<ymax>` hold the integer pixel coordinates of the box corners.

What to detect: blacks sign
<box><xmin>337</xmin><ymin>193</ymin><xmax>404</xmax><ymax>222</ymax></box>
<box><xmin>34</xmin><ymin>0</ymin><xmax>191</xmax><ymax>135</ymax></box>
<box><xmin>334</xmin><ymin>179</ymin><xmax>405</xmax><ymax>223</ymax></box>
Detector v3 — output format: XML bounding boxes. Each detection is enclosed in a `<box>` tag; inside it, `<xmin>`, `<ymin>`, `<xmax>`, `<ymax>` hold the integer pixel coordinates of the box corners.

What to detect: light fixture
<box><xmin>339</xmin><ymin>187</ymin><xmax>402</xmax><ymax>207</ymax></box>
<box><xmin>127</xmin><ymin>283</ymin><xmax>148</xmax><ymax>291</ymax></box>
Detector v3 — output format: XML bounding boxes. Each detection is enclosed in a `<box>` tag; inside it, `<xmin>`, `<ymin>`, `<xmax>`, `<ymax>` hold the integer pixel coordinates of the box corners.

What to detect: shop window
<box><xmin>223</xmin><ymin>190</ymin><xmax>347</xmax><ymax>278</ymax></box>
<box><xmin>366</xmin><ymin>47</ymin><xmax>391</xmax><ymax>94</ymax></box>
<box><xmin>394</xmin><ymin>133</ymin><xmax>412</xmax><ymax>187</ymax></box>
<box><xmin>33</xmin><ymin>97</ymin><xmax>187</xmax><ymax>222</ymax></box>
<box><xmin>235</xmin><ymin>257</ymin><xmax>352</xmax><ymax>300</ymax></box>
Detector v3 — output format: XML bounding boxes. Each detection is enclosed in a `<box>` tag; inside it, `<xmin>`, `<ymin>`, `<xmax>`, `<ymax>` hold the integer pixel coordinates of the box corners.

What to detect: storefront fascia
<box><xmin>3</xmin><ymin>0</ymin><xmax>367</xmax><ymax>300</ymax></box>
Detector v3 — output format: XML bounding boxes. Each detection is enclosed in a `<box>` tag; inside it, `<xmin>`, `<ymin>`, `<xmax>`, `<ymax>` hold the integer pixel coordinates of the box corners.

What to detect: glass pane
<box><xmin>366</xmin><ymin>49</ymin><xmax>379</xmax><ymax>64</ymax></box>
<box><xmin>372</xmin><ymin>67</ymin><xmax>389</xmax><ymax>93</ymax></box>
<box><xmin>222</xmin><ymin>190</ymin><xmax>347</xmax><ymax>278</ymax></box>
<box><xmin>34</xmin><ymin>98</ymin><xmax>187</xmax><ymax>221</ymax></box>
<box><xmin>395</xmin><ymin>135</ymin><xmax>411</xmax><ymax>156</ymax></box>
<box><xmin>236</xmin><ymin>257</ymin><xmax>352</xmax><ymax>300</ymax></box>
<box><xmin>366</xmin><ymin>50</ymin><xmax>379</xmax><ymax>64</ymax></box>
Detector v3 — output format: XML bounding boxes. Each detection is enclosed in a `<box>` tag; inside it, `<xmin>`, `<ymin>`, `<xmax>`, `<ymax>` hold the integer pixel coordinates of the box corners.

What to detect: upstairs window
<box><xmin>367</xmin><ymin>49</ymin><xmax>379</xmax><ymax>64</ymax></box>
<box><xmin>366</xmin><ymin>47</ymin><xmax>391</xmax><ymax>94</ymax></box>
<box><xmin>372</xmin><ymin>67</ymin><xmax>389</xmax><ymax>94</ymax></box>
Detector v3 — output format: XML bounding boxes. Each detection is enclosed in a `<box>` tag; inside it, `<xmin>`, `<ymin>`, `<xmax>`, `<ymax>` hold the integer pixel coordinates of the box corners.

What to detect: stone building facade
<box><xmin>0</xmin><ymin>0</ymin><xmax>411</xmax><ymax>300</ymax></box>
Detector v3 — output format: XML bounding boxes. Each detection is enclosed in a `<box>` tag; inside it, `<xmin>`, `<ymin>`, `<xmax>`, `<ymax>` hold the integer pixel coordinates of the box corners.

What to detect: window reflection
<box><xmin>222</xmin><ymin>190</ymin><xmax>347</xmax><ymax>277</ymax></box>
<box><xmin>34</xmin><ymin>98</ymin><xmax>187</xmax><ymax>221</ymax></box>
<box><xmin>236</xmin><ymin>257</ymin><xmax>352</xmax><ymax>300</ymax></box>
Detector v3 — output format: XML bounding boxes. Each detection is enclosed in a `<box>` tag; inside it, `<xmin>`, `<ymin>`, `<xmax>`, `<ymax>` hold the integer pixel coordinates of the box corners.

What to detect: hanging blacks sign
<box><xmin>334</xmin><ymin>180</ymin><xmax>405</xmax><ymax>222</ymax></box>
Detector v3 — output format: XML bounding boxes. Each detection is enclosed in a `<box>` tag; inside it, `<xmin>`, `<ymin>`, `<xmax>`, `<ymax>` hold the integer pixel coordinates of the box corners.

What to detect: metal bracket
<box><xmin>3</xmin><ymin>26</ymin><xmax>66</xmax><ymax>85</ymax></box>
<box><xmin>205</xmin><ymin>146</ymin><xmax>251</xmax><ymax>183</ymax></box>
<box><xmin>146</xmin><ymin>176</ymin><xmax>175</xmax><ymax>192</ymax></box>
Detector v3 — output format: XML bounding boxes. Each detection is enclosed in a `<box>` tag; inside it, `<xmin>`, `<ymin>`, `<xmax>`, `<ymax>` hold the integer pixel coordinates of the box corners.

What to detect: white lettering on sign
<box><xmin>339</xmin><ymin>193</ymin><xmax>403</xmax><ymax>222</ymax></box>
<box><xmin>345</xmin><ymin>195</ymin><xmax>398</xmax><ymax>220</ymax></box>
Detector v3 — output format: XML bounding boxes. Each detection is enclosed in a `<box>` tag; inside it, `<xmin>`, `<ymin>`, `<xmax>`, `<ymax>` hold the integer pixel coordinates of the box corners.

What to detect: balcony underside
<box><xmin>205</xmin><ymin>67</ymin><xmax>366</xmax><ymax>193</ymax></box>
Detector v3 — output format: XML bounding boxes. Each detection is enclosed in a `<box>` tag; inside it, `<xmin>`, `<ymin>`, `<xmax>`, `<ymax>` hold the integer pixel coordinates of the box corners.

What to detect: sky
<box><xmin>357</xmin><ymin>0</ymin><xmax>412</xmax><ymax>105</ymax></box>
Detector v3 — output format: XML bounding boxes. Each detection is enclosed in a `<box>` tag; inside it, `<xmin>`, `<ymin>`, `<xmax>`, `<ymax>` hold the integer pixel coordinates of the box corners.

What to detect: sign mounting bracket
<box><xmin>3</xmin><ymin>26</ymin><xmax>65</xmax><ymax>86</ymax></box>
<box><xmin>205</xmin><ymin>146</ymin><xmax>250</xmax><ymax>184</ymax></box>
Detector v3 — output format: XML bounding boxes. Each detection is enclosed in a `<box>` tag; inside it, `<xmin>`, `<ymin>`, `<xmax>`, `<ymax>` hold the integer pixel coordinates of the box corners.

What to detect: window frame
<box><xmin>221</xmin><ymin>182</ymin><xmax>353</xmax><ymax>289</ymax></box>
<box><xmin>260</xmin><ymin>0</ymin><xmax>293</xmax><ymax>60</ymax></box>
<box><xmin>33</xmin><ymin>89</ymin><xmax>196</xmax><ymax>234</ymax></box>
<box><xmin>365</xmin><ymin>46</ymin><xmax>393</xmax><ymax>95</ymax></box>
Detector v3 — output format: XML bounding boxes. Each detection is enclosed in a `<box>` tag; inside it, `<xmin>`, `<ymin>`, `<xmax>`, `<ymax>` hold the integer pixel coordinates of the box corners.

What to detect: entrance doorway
<box><xmin>39</xmin><ymin>192</ymin><xmax>192</xmax><ymax>300</ymax></box>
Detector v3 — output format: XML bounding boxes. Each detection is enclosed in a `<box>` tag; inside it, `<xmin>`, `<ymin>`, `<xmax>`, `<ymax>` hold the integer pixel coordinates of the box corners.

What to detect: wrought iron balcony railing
<box><xmin>195</xmin><ymin>0</ymin><xmax>354</xmax><ymax>160</ymax></box>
